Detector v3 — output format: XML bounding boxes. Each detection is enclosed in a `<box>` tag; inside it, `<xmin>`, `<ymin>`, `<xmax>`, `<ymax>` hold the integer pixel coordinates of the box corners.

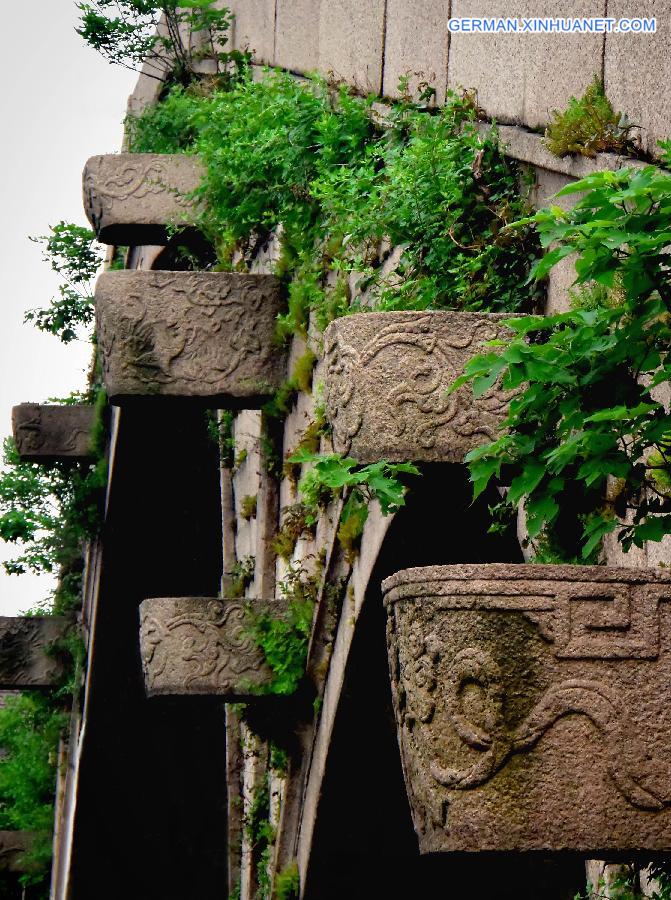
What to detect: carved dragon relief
<box><xmin>384</xmin><ymin>567</ymin><xmax>671</xmax><ymax>846</ymax></box>
<box><xmin>96</xmin><ymin>273</ymin><xmax>284</xmax><ymax>399</ymax></box>
<box><xmin>324</xmin><ymin>313</ymin><xmax>514</xmax><ymax>461</ymax></box>
<box><xmin>139</xmin><ymin>598</ymin><xmax>277</xmax><ymax>697</ymax></box>
<box><xmin>12</xmin><ymin>404</ymin><xmax>92</xmax><ymax>456</ymax></box>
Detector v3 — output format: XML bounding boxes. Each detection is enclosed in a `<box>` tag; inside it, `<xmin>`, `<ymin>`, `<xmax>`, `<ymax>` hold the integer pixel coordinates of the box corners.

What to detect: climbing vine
<box><xmin>291</xmin><ymin>451</ymin><xmax>420</xmax><ymax>561</ymax></box>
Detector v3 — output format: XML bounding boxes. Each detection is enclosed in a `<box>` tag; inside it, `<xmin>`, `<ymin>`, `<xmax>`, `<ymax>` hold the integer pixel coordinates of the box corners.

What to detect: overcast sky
<box><xmin>0</xmin><ymin>2</ymin><xmax>137</xmax><ymax>614</ymax></box>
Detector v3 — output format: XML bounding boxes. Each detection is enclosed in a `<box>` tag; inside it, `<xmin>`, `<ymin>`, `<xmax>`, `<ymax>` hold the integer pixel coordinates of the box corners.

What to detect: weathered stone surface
<box><xmin>82</xmin><ymin>153</ymin><xmax>204</xmax><ymax>245</ymax></box>
<box><xmin>383</xmin><ymin>564</ymin><xmax>671</xmax><ymax>853</ymax></box>
<box><xmin>95</xmin><ymin>271</ymin><xmax>286</xmax><ymax>405</ymax></box>
<box><xmin>224</xmin><ymin>0</ymin><xmax>276</xmax><ymax>64</ymax></box>
<box><xmin>0</xmin><ymin>617</ymin><xmax>69</xmax><ymax>690</ymax></box>
<box><xmin>140</xmin><ymin>597</ymin><xmax>285</xmax><ymax>698</ymax></box>
<box><xmin>382</xmin><ymin>0</ymin><xmax>450</xmax><ymax>102</ymax></box>
<box><xmin>317</xmin><ymin>0</ymin><xmax>386</xmax><ymax>94</ymax></box>
<box><xmin>12</xmin><ymin>404</ymin><xmax>95</xmax><ymax>463</ymax></box>
<box><xmin>275</xmin><ymin>0</ymin><xmax>386</xmax><ymax>93</ymax></box>
<box><xmin>605</xmin><ymin>0</ymin><xmax>671</xmax><ymax>157</ymax></box>
<box><xmin>274</xmin><ymin>0</ymin><xmax>319</xmax><ymax>73</ymax></box>
<box><xmin>323</xmin><ymin>311</ymin><xmax>514</xmax><ymax>463</ymax></box>
<box><xmin>447</xmin><ymin>0</ymin><xmax>605</xmax><ymax>129</ymax></box>
<box><xmin>0</xmin><ymin>832</ymin><xmax>36</xmax><ymax>873</ymax></box>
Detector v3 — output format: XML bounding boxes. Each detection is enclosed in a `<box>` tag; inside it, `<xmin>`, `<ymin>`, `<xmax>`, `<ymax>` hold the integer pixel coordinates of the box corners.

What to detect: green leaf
<box><xmin>581</xmin><ymin>515</ymin><xmax>618</xmax><ymax>558</ymax></box>
<box><xmin>507</xmin><ymin>461</ymin><xmax>546</xmax><ymax>505</ymax></box>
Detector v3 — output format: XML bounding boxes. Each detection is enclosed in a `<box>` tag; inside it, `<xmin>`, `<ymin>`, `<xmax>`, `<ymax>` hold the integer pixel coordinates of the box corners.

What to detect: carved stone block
<box><xmin>0</xmin><ymin>832</ymin><xmax>36</xmax><ymax>873</ymax></box>
<box><xmin>12</xmin><ymin>404</ymin><xmax>95</xmax><ymax>463</ymax></box>
<box><xmin>383</xmin><ymin>564</ymin><xmax>671</xmax><ymax>853</ymax></box>
<box><xmin>323</xmin><ymin>311</ymin><xmax>514</xmax><ymax>463</ymax></box>
<box><xmin>0</xmin><ymin>617</ymin><xmax>70</xmax><ymax>690</ymax></box>
<box><xmin>82</xmin><ymin>153</ymin><xmax>204</xmax><ymax>245</ymax></box>
<box><xmin>95</xmin><ymin>272</ymin><xmax>286</xmax><ymax>405</ymax></box>
<box><xmin>139</xmin><ymin>597</ymin><xmax>286</xmax><ymax>699</ymax></box>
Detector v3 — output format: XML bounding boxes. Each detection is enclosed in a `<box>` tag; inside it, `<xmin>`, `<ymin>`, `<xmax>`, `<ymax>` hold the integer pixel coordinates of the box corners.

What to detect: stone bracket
<box><xmin>383</xmin><ymin>563</ymin><xmax>671</xmax><ymax>854</ymax></box>
<box><xmin>324</xmin><ymin>311</ymin><xmax>515</xmax><ymax>463</ymax></box>
<box><xmin>95</xmin><ymin>271</ymin><xmax>286</xmax><ymax>405</ymax></box>
<box><xmin>139</xmin><ymin>597</ymin><xmax>287</xmax><ymax>699</ymax></box>
<box><xmin>12</xmin><ymin>404</ymin><xmax>95</xmax><ymax>463</ymax></box>
<box><xmin>82</xmin><ymin>153</ymin><xmax>204</xmax><ymax>245</ymax></box>
<box><xmin>0</xmin><ymin>616</ymin><xmax>71</xmax><ymax>690</ymax></box>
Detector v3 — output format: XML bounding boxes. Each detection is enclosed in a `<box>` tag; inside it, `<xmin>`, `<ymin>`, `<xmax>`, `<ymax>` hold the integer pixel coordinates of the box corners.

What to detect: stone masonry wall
<box><xmin>218</xmin><ymin>0</ymin><xmax>671</xmax><ymax>157</ymax></box>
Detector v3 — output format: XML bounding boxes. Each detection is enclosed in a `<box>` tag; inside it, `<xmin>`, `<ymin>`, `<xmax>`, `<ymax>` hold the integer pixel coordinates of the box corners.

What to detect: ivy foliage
<box><xmin>544</xmin><ymin>76</ymin><xmax>634</xmax><ymax>159</ymax></box>
<box><xmin>125</xmin><ymin>72</ymin><xmax>542</xmax><ymax>333</ymax></box>
<box><xmin>26</xmin><ymin>223</ymin><xmax>103</xmax><ymax>344</ymax></box>
<box><xmin>275</xmin><ymin>861</ymin><xmax>300</xmax><ymax>900</ymax></box>
<box><xmin>316</xmin><ymin>90</ymin><xmax>542</xmax><ymax>316</ymax></box>
<box><xmin>292</xmin><ymin>451</ymin><xmax>419</xmax><ymax>523</ymax></box>
<box><xmin>453</xmin><ymin>163</ymin><xmax>671</xmax><ymax>560</ymax></box>
<box><xmin>76</xmin><ymin>0</ymin><xmax>249</xmax><ymax>87</ymax></box>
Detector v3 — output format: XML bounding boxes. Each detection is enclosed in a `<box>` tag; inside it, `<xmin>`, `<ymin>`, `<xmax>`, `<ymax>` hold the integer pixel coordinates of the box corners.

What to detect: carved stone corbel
<box><xmin>323</xmin><ymin>311</ymin><xmax>515</xmax><ymax>463</ymax></box>
<box><xmin>82</xmin><ymin>153</ymin><xmax>204</xmax><ymax>245</ymax></box>
<box><xmin>12</xmin><ymin>404</ymin><xmax>95</xmax><ymax>463</ymax></box>
<box><xmin>383</xmin><ymin>563</ymin><xmax>671</xmax><ymax>853</ymax></box>
<box><xmin>139</xmin><ymin>597</ymin><xmax>287</xmax><ymax>699</ymax></box>
<box><xmin>95</xmin><ymin>271</ymin><xmax>286</xmax><ymax>405</ymax></box>
<box><xmin>0</xmin><ymin>616</ymin><xmax>70</xmax><ymax>690</ymax></box>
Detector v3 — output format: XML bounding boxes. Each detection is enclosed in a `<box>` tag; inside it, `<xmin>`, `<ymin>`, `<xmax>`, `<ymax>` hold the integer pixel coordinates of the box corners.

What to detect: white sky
<box><xmin>0</xmin><ymin>1</ymin><xmax>137</xmax><ymax>614</ymax></box>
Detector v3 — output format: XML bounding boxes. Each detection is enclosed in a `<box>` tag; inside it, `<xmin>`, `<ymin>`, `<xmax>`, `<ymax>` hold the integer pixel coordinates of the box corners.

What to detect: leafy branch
<box><xmin>453</xmin><ymin>162</ymin><xmax>671</xmax><ymax>559</ymax></box>
<box><xmin>27</xmin><ymin>222</ymin><xmax>103</xmax><ymax>343</ymax></box>
<box><xmin>290</xmin><ymin>450</ymin><xmax>420</xmax><ymax>559</ymax></box>
<box><xmin>76</xmin><ymin>0</ymin><xmax>249</xmax><ymax>87</ymax></box>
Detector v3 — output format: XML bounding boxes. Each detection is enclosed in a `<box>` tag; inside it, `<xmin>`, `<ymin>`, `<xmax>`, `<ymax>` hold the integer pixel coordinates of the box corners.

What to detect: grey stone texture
<box><xmin>275</xmin><ymin>0</ymin><xmax>386</xmax><ymax>93</ymax></box>
<box><xmin>382</xmin><ymin>0</ymin><xmax>450</xmax><ymax>102</ymax></box>
<box><xmin>383</xmin><ymin>564</ymin><xmax>671</xmax><ymax>853</ymax></box>
<box><xmin>531</xmin><ymin>169</ymin><xmax>579</xmax><ymax>315</ymax></box>
<box><xmin>323</xmin><ymin>311</ymin><xmax>515</xmax><ymax>463</ymax></box>
<box><xmin>0</xmin><ymin>617</ymin><xmax>69</xmax><ymax>690</ymax></box>
<box><xmin>12</xmin><ymin>404</ymin><xmax>95</xmax><ymax>463</ymax></box>
<box><xmin>139</xmin><ymin>597</ymin><xmax>285</xmax><ymax>698</ymax></box>
<box><xmin>224</xmin><ymin>0</ymin><xmax>276</xmax><ymax>64</ymax></box>
<box><xmin>0</xmin><ymin>832</ymin><xmax>35</xmax><ymax>873</ymax></box>
<box><xmin>318</xmin><ymin>0</ymin><xmax>385</xmax><ymax>94</ymax></box>
<box><xmin>448</xmin><ymin>0</ymin><xmax>605</xmax><ymax>129</ymax></box>
<box><xmin>82</xmin><ymin>153</ymin><xmax>204</xmax><ymax>245</ymax></box>
<box><xmin>605</xmin><ymin>0</ymin><xmax>671</xmax><ymax>157</ymax></box>
<box><xmin>95</xmin><ymin>271</ymin><xmax>286</xmax><ymax>405</ymax></box>
<box><xmin>274</xmin><ymin>0</ymin><xmax>319</xmax><ymax>73</ymax></box>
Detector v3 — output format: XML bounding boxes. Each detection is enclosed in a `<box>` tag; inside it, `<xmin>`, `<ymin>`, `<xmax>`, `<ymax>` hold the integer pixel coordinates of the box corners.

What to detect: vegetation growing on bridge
<box><xmin>454</xmin><ymin>161</ymin><xmax>671</xmax><ymax>560</ymax></box>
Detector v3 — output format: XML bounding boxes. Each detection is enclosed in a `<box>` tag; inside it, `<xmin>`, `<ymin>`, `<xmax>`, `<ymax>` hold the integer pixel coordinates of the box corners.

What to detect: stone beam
<box><xmin>0</xmin><ymin>617</ymin><xmax>70</xmax><ymax>690</ymax></box>
<box><xmin>139</xmin><ymin>597</ymin><xmax>286</xmax><ymax>699</ymax></box>
<box><xmin>12</xmin><ymin>404</ymin><xmax>95</xmax><ymax>464</ymax></box>
<box><xmin>323</xmin><ymin>311</ymin><xmax>514</xmax><ymax>463</ymax></box>
<box><xmin>95</xmin><ymin>271</ymin><xmax>286</xmax><ymax>405</ymax></box>
<box><xmin>82</xmin><ymin>153</ymin><xmax>204</xmax><ymax>245</ymax></box>
<box><xmin>383</xmin><ymin>563</ymin><xmax>671</xmax><ymax>853</ymax></box>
